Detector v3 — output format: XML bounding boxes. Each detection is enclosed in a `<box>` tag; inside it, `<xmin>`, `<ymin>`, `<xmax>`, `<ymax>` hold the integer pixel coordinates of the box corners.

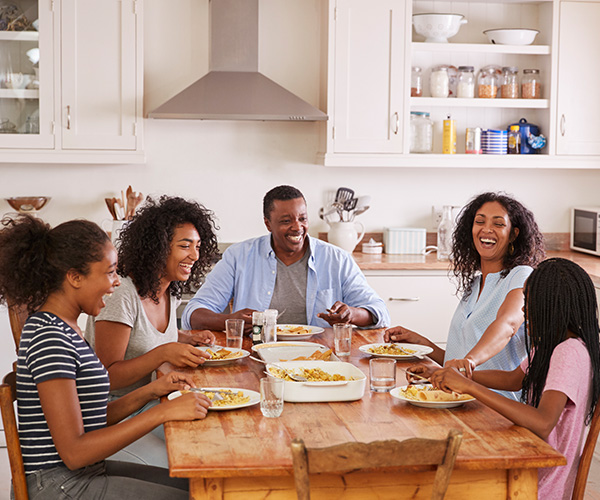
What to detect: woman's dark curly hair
<box><xmin>0</xmin><ymin>215</ymin><xmax>110</xmax><ymax>314</ymax></box>
<box><xmin>116</xmin><ymin>195</ymin><xmax>220</xmax><ymax>302</ymax></box>
<box><xmin>452</xmin><ymin>192</ymin><xmax>545</xmax><ymax>297</ymax></box>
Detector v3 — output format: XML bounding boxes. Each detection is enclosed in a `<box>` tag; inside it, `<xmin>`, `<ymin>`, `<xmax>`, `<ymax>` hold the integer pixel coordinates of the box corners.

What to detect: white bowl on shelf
<box><xmin>413</xmin><ymin>13</ymin><xmax>467</xmax><ymax>43</ymax></box>
<box><xmin>483</xmin><ymin>28</ymin><xmax>539</xmax><ymax>45</ymax></box>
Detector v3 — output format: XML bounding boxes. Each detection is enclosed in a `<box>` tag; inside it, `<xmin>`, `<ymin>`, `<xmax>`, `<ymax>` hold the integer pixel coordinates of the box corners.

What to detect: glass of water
<box><xmin>225</xmin><ymin>319</ymin><xmax>244</xmax><ymax>349</ymax></box>
<box><xmin>369</xmin><ymin>358</ymin><xmax>396</xmax><ymax>392</ymax></box>
<box><xmin>333</xmin><ymin>323</ymin><xmax>352</xmax><ymax>357</ymax></box>
<box><xmin>260</xmin><ymin>377</ymin><xmax>284</xmax><ymax>418</ymax></box>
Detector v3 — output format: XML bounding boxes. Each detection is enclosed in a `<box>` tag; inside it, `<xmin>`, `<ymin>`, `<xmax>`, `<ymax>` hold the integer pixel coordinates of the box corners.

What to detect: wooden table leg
<box><xmin>189</xmin><ymin>477</ymin><xmax>224</xmax><ymax>500</ymax></box>
<box><xmin>507</xmin><ymin>468</ymin><xmax>538</xmax><ymax>499</ymax></box>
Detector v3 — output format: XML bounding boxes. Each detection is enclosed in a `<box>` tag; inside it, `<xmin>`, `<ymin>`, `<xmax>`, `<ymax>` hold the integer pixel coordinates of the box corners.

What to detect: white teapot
<box><xmin>328</xmin><ymin>221</ymin><xmax>365</xmax><ymax>253</ymax></box>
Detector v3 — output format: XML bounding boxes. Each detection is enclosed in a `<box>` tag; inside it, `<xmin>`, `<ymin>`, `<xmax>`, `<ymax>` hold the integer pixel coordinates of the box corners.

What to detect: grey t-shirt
<box><xmin>269</xmin><ymin>248</ymin><xmax>309</xmax><ymax>324</ymax></box>
<box><xmin>85</xmin><ymin>276</ymin><xmax>180</xmax><ymax>397</ymax></box>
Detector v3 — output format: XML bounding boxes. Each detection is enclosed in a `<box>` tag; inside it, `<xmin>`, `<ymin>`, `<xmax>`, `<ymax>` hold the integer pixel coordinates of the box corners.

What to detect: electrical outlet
<box><xmin>432</xmin><ymin>206</ymin><xmax>443</xmax><ymax>227</ymax></box>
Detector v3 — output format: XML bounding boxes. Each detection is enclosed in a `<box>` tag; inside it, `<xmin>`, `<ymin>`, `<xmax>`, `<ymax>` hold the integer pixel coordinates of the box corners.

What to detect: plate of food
<box><xmin>195</xmin><ymin>346</ymin><xmax>249</xmax><ymax>366</ymax></box>
<box><xmin>359</xmin><ymin>343</ymin><xmax>433</xmax><ymax>360</ymax></box>
<box><xmin>390</xmin><ymin>385</ymin><xmax>475</xmax><ymax>409</ymax></box>
<box><xmin>167</xmin><ymin>387</ymin><xmax>260</xmax><ymax>410</ymax></box>
<box><xmin>276</xmin><ymin>324</ymin><xmax>324</xmax><ymax>341</ymax></box>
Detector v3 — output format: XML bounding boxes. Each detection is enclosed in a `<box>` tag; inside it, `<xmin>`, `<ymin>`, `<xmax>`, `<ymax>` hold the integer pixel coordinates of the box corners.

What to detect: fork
<box><xmin>188</xmin><ymin>388</ymin><xmax>225</xmax><ymax>401</ymax></box>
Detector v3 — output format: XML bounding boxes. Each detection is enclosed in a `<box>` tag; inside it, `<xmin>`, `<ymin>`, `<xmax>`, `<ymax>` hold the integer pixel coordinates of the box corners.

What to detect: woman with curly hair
<box><xmin>385</xmin><ymin>192</ymin><xmax>545</xmax><ymax>399</ymax></box>
<box><xmin>86</xmin><ymin>195</ymin><xmax>220</xmax><ymax>398</ymax></box>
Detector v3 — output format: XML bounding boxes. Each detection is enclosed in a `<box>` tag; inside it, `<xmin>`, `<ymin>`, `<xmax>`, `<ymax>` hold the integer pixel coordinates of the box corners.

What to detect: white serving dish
<box><xmin>255</xmin><ymin>342</ymin><xmax>338</xmax><ymax>364</ymax></box>
<box><xmin>413</xmin><ymin>13</ymin><xmax>467</xmax><ymax>43</ymax></box>
<box><xmin>266</xmin><ymin>360</ymin><xmax>366</xmax><ymax>402</ymax></box>
<box><xmin>483</xmin><ymin>28</ymin><xmax>539</xmax><ymax>46</ymax></box>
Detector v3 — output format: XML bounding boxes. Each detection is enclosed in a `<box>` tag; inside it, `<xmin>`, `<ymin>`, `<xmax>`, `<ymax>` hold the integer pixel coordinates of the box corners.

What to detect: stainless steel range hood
<box><xmin>149</xmin><ymin>0</ymin><xmax>327</xmax><ymax>121</ymax></box>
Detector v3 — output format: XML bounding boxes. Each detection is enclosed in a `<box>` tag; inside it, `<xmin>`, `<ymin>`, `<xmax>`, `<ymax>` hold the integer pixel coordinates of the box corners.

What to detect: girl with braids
<box><xmin>86</xmin><ymin>195</ymin><xmax>220</xmax><ymax>398</ymax></box>
<box><xmin>385</xmin><ymin>192</ymin><xmax>545</xmax><ymax>399</ymax></box>
<box><xmin>0</xmin><ymin>215</ymin><xmax>211</xmax><ymax>499</ymax></box>
<box><xmin>429</xmin><ymin>258</ymin><xmax>600</xmax><ymax>500</ymax></box>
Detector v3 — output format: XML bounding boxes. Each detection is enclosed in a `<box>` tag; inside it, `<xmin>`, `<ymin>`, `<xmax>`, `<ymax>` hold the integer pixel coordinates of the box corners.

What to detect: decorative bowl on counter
<box><xmin>5</xmin><ymin>196</ymin><xmax>51</xmax><ymax>212</ymax></box>
<box><xmin>483</xmin><ymin>28</ymin><xmax>539</xmax><ymax>45</ymax></box>
<box><xmin>413</xmin><ymin>13</ymin><xmax>467</xmax><ymax>43</ymax></box>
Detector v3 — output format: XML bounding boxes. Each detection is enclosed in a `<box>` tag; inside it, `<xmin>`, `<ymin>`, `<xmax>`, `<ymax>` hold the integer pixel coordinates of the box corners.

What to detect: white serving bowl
<box><xmin>483</xmin><ymin>28</ymin><xmax>539</xmax><ymax>45</ymax></box>
<box><xmin>413</xmin><ymin>13</ymin><xmax>467</xmax><ymax>43</ymax></box>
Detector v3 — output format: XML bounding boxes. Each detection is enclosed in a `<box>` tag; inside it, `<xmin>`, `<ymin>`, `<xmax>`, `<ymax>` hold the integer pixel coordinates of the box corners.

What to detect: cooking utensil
<box><xmin>351</xmin><ymin>205</ymin><xmax>370</xmax><ymax>218</ymax></box>
<box><xmin>335</xmin><ymin>187</ymin><xmax>354</xmax><ymax>204</ymax></box>
<box><xmin>271</xmin><ymin>364</ymin><xmax>308</xmax><ymax>382</ymax></box>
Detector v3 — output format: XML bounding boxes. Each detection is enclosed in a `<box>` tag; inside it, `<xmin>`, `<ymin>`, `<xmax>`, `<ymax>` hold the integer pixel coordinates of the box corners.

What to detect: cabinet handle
<box><xmin>388</xmin><ymin>297</ymin><xmax>420</xmax><ymax>302</ymax></box>
<box><xmin>560</xmin><ymin>114</ymin><xmax>566</xmax><ymax>137</ymax></box>
<box><xmin>66</xmin><ymin>105</ymin><xmax>71</xmax><ymax>130</ymax></box>
<box><xmin>393</xmin><ymin>112</ymin><xmax>399</xmax><ymax>135</ymax></box>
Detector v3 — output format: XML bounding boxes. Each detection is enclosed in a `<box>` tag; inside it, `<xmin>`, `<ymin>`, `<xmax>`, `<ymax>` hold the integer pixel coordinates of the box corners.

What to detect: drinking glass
<box><xmin>260</xmin><ymin>377</ymin><xmax>284</xmax><ymax>418</ymax></box>
<box><xmin>369</xmin><ymin>358</ymin><xmax>396</xmax><ymax>392</ymax></box>
<box><xmin>225</xmin><ymin>319</ymin><xmax>244</xmax><ymax>349</ymax></box>
<box><xmin>333</xmin><ymin>323</ymin><xmax>352</xmax><ymax>356</ymax></box>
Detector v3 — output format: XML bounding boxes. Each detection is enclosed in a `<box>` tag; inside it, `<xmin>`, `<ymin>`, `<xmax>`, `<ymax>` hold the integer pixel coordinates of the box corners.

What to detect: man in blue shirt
<box><xmin>182</xmin><ymin>185</ymin><xmax>389</xmax><ymax>331</ymax></box>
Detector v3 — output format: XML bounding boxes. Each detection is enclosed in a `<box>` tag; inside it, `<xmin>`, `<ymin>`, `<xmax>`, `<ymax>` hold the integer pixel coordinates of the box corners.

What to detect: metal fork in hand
<box><xmin>189</xmin><ymin>388</ymin><xmax>225</xmax><ymax>401</ymax></box>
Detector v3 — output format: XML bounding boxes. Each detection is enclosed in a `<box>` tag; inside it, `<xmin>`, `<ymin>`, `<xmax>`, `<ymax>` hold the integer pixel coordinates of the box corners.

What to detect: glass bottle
<box><xmin>430</xmin><ymin>66</ymin><xmax>449</xmax><ymax>98</ymax></box>
<box><xmin>411</xmin><ymin>66</ymin><xmax>422</xmax><ymax>97</ymax></box>
<box><xmin>508</xmin><ymin>125</ymin><xmax>521</xmax><ymax>154</ymax></box>
<box><xmin>410</xmin><ymin>111</ymin><xmax>433</xmax><ymax>153</ymax></box>
<box><xmin>262</xmin><ymin>309</ymin><xmax>278</xmax><ymax>343</ymax></box>
<box><xmin>522</xmin><ymin>69</ymin><xmax>541</xmax><ymax>99</ymax></box>
<box><xmin>477</xmin><ymin>67</ymin><xmax>499</xmax><ymax>98</ymax></box>
<box><xmin>252</xmin><ymin>311</ymin><xmax>264</xmax><ymax>345</ymax></box>
<box><xmin>501</xmin><ymin>66</ymin><xmax>519</xmax><ymax>98</ymax></box>
<box><xmin>437</xmin><ymin>206</ymin><xmax>454</xmax><ymax>261</ymax></box>
<box><xmin>456</xmin><ymin>66</ymin><xmax>475</xmax><ymax>98</ymax></box>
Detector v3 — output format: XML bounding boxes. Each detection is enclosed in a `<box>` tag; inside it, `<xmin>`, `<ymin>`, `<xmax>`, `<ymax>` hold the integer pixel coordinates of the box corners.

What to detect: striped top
<box><xmin>16</xmin><ymin>312</ymin><xmax>110</xmax><ymax>474</ymax></box>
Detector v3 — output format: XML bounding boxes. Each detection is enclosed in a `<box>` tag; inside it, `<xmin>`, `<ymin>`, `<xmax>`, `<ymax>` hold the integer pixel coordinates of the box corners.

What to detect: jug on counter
<box><xmin>328</xmin><ymin>221</ymin><xmax>365</xmax><ymax>253</ymax></box>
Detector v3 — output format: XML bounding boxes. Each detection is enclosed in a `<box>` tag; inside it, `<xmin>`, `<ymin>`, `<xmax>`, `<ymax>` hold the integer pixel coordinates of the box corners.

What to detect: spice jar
<box><xmin>456</xmin><ymin>66</ymin><xmax>475</xmax><ymax>98</ymax></box>
<box><xmin>477</xmin><ymin>67</ymin><xmax>500</xmax><ymax>98</ymax></box>
<box><xmin>410</xmin><ymin>111</ymin><xmax>433</xmax><ymax>153</ymax></box>
<box><xmin>501</xmin><ymin>66</ymin><xmax>519</xmax><ymax>98</ymax></box>
<box><xmin>430</xmin><ymin>66</ymin><xmax>449</xmax><ymax>98</ymax></box>
<box><xmin>522</xmin><ymin>69</ymin><xmax>541</xmax><ymax>99</ymax></box>
<box><xmin>411</xmin><ymin>66</ymin><xmax>423</xmax><ymax>97</ymax></box>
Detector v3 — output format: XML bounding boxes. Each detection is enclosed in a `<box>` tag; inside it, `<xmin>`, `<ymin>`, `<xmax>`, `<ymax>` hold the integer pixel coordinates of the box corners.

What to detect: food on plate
<box><xmin>368</xmin><ymin>344</ymin><xmax>416</xmax><ymax>356</ymax></box>
<box><xmin>281</xmin><ymin>349</ymin><xmax>332</xmax><ymax>362</ymax></box>
<box><xmin>400</xmin><ymin>385</ymin><xmax>473</xmax><ymax>402</ymax></box>
<box><xmin>277</xmin><ymin>325</ymin><xmax>311</xmax><ymax>335</ymax></box>
<box><xmin>206</xmin><ymin>348</ymin><xmax>243</xmax><ymax>360</ymax></box>
<box><xmin>269</xmin><ymin>366</ymin><xmax>353</xmax><ymax>382</ymax></box>
<box><xmin>182</xmin><ymin>389</ymin><xmax>250</xmax><ymax>407</ymax></box>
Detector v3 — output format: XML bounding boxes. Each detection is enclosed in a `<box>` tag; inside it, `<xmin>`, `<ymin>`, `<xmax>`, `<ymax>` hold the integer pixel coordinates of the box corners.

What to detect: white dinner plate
<box><xmin>167</xmin><ymin>387</ymin><xmax>260</xmax><ymax>411</ymax></box>
<box><xmin>390</xmin><ymin>385</ymin><xmax>475</xmax><ymax>409</ymax></box>
<box><xmin>359</xmin><ymin>343</ymin><xmax>433</xmax><ymax>360</ymax></box>
<box><xmin>276</xmin><ymin>324</ymin><xmax>325</xmax><ymax>341</ymax></box>
<box><xmin>195</xmin><ymin>346</ymin><xmax>250</xmax><ymax>366</ymax></box>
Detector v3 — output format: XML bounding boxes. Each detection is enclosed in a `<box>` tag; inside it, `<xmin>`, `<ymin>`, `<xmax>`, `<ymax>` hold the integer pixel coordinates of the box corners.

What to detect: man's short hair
<box><xmin>263</xmin><ymin>185</ymin><xmax>306</xmax><ymax>220</ymax></box>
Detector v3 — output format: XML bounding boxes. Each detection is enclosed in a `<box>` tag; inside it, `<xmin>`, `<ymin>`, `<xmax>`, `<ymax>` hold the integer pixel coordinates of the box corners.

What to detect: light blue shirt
<box><xmin>181</xmin><ymin>235</ymin><xmax>390</xmax><ymax>329</ymax></box>
<box><xmin>444</xmin><ymin>265</ymin><xmax>532</xmax><ymax>400</ymax></box>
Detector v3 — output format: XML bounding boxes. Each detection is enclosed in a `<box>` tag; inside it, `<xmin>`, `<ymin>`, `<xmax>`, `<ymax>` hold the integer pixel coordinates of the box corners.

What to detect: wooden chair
<box><xmin>572</xmin><ymin>402</ymin><xmax>600</xmax><ymax>500</ymax></box>
<box><xmin>0</xmin><ymin>371</ymin><xmax>28</xmax><ymax>500</ymax></box>
<box><xmin>291</xmin><ymin>429</ymin><xmax>463</xmax><ymax>500</ymax></box>
<box><xmin>7</xmin><ymin>302</ymin><xmax>28</xmax><ymax>355</ymax></box>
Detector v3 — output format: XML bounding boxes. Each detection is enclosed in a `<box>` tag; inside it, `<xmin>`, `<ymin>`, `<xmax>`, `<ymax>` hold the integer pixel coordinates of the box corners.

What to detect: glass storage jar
<box><xmin>411</xmin><ymin>66</ymin><xmax>423</xmax><ymax>97</ymax></box>
<box><xmin>522</xmin><ymin>69</ymin><xmax>541</xmax><ymax>99</ymax></box>
<box><xmin>410</xmin><ymin>111</ymin><xmax>433</xmax><ymax>153</ymax></box>
<box><xmin>501</xmin><ymin>67</ymin><xmax>519</xmax><ymax>98</ymax></box>
<box><xmin>456</xmin><ymin>66</ymin><xmax>475</xmax><ymax>98</ymax></box>
<box><xmin>477</xmin><ymin>67</ymin><xmax>500</xmax><ymax>98</ymax></box>
<box><xmin>430</xmin><ymin>66</ymin><xmax>449</xmax><ymax>98</ymax></box>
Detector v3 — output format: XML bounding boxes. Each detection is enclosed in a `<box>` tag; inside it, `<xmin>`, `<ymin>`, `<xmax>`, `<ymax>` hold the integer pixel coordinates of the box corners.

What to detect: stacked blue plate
<box><xmin>482</xmin><ymin>129</ymin><xmax>508</xmax><ymax>155</ymax></box>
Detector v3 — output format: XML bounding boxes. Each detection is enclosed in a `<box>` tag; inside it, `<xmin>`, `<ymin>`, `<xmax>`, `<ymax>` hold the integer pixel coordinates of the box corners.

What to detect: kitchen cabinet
<box><xmin>364</xmin><ymin>270</ymin><xmax>460</xmax><ymax>347</ymax></box>
<box><xmin>0</xmin><ymin>0</ymin><xmax>143</xmax><ymax>163</ymax></box>
<box><xmin>321</xmin><ymin>0</ymin><xmax>600</xmax><ymax>168</ymax></box>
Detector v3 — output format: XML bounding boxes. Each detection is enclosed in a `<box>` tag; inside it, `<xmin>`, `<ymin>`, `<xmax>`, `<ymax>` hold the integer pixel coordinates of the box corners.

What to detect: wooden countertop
<box><xmin>353</xmin><ymin>250</ymin><xmax>600</xmax><ymax>286</ymax></box>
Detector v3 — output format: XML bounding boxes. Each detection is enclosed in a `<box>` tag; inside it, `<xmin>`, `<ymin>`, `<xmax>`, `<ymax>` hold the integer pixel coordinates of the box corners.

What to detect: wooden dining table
<box><xmin>159</xmin><ymin>328</ymin><xmax>565</xmax><ymax>500</ymax></box>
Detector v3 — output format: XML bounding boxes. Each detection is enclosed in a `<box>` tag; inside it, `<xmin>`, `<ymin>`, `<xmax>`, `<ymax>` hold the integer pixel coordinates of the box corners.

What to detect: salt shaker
<box><xmin>262</xmin><ymin>309</ymin><xmax>278</xmax><ymax>343</ymax></box>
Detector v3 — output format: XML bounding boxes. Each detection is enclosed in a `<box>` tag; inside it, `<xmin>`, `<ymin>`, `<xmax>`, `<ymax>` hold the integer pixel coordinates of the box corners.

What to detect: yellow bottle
<box><xmin>443</xmin><ymin>116</ymin><xmax>456</xmax><ymax>154</ymax></box>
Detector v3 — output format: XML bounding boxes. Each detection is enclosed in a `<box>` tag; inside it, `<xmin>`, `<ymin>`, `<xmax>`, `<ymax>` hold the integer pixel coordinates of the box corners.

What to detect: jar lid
<box><xmin>523</xmin><ymin>68</ymin><xmax>540</xmax><ymax>74</ymax></box>
<box><xmin>502</xmin><ymin>66</ymin><xmax>519</xmax><ymax>73</ymax></box>
<box><xmin>410</xmin><ymin>111</ymin><xmax>430</xmax><ymax>117</ymax></box>
<box><xmin>458</xmin><ymin>66</ymin><xmax>474</xmax><ymax>71</ymax></box>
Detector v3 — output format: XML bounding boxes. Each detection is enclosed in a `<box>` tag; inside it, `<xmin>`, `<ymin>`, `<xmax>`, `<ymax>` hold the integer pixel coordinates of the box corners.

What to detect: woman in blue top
<box><xmin>385</xmin><ymin>192</ymin><xmax>545</xmax><ymax>398</ymax></box>
<box><xmin>0</xmin><ymin>215</ymin><xmax>212</xmax><ymax>499</ymax></box>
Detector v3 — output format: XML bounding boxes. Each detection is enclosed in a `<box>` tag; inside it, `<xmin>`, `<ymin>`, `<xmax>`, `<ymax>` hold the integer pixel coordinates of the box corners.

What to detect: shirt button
<box><xmin>272</xmin><ymin>271</ymin><xmax>275</xmax><ymax>274</ymax></box>
<box><xmin>268</xmin><ymin>291</ymin><xmax>271</xmax><ymax>295</ymax></box>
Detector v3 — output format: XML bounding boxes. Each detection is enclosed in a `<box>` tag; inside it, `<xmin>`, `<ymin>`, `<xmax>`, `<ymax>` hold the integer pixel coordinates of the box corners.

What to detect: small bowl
<box><xmin>6</xmin><ymin>196</ymin><xmax>51</xmax><ymax>212</ymax></box>
<box><xmin>483</xmin><ymin>28</ymin><xmax>539</xmax><ymax>45</ymax></box>
<box><xmin>413</xmin><ymin>13</ymin><xmax>467</xmax><ymax>43</ymax></box>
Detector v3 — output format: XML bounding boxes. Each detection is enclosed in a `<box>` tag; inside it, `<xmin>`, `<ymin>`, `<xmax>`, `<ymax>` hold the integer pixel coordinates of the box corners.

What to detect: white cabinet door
<box><xmin>365</xmin><ymin>271</ymin><xmax>460</xmax><ymax>346</ymax></box>
<box><xmin>331</xmin><ymin>0</ymin><xmax>405</xmax><ymax>153</ymax></box>
<box><xmin>556</xmin><ymin>1</ymin><xmax>600</xmax><ymax>155</ymax></box>
<box><xmin>61</xmin><ymin>0</ymin><xmax>139</xmax><ymax>150</ymax></box>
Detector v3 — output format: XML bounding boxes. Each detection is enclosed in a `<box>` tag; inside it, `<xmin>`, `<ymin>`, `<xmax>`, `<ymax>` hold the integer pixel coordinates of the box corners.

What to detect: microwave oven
<box><xmin>571</xmin><ymin>207</ymin><xmax>600</xmax><ymax>256</ymax></box>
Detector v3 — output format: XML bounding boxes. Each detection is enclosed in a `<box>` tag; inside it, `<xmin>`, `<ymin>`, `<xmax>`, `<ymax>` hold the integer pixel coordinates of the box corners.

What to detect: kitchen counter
<box><xmin>353</xmin><ymin>250</ymin><xmax>600</xmax><ymax>287</ymax></box>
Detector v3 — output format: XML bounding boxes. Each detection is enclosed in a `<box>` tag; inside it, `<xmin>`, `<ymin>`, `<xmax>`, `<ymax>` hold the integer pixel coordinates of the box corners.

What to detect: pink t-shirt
<box><xmin>520</xmin><ymin>338</ymin><xmax>592</xmax><ymax>500</ymax></box>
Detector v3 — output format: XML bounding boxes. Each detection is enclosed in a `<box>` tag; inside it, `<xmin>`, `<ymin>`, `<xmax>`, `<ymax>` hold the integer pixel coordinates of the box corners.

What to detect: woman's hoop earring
<box><xmin>508</xmin><ymin>242</ymin><xmax>515</xmax><ymax>255</ymax></box>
